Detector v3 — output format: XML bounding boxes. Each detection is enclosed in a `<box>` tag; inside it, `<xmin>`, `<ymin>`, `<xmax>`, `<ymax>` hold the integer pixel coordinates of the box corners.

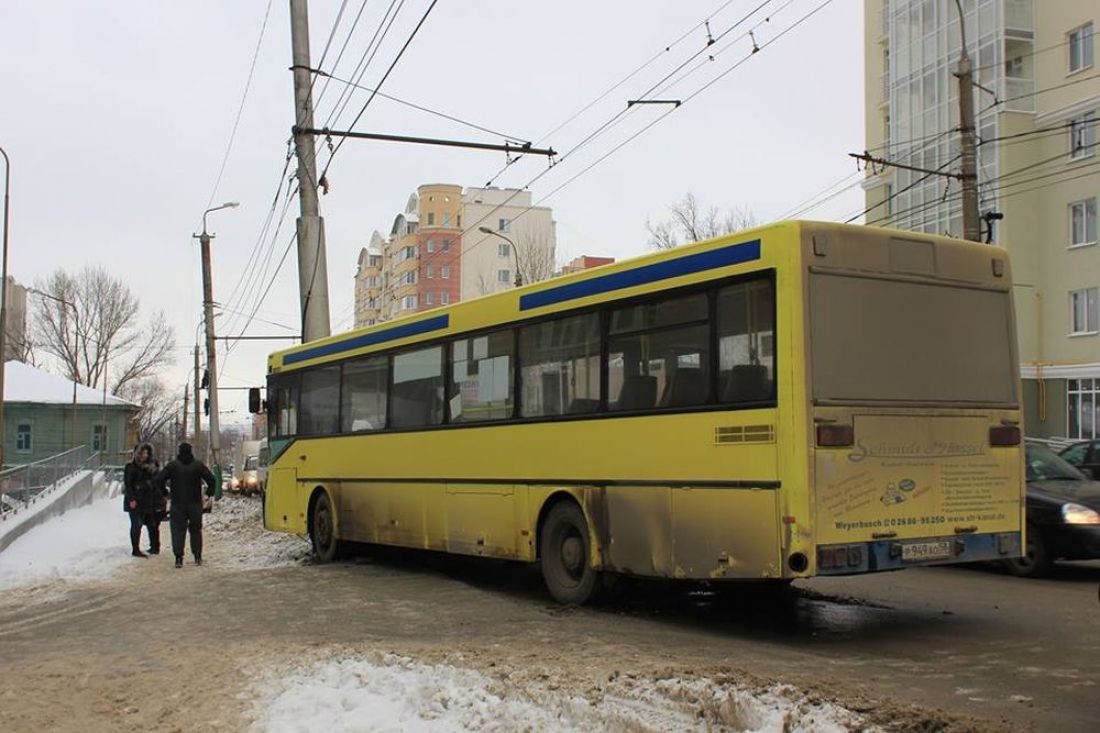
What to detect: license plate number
<box><xmin>901</xmin><ymin>540</ymin><xmax>952</xmax><ymax>562</ymax></box>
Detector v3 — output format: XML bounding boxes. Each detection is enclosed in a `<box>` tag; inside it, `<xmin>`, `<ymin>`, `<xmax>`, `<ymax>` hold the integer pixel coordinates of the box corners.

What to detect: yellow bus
<box><xmin>256</xmin><ymin>221</ymin><xmax>1025</xmax><ymax>603</ymax></box>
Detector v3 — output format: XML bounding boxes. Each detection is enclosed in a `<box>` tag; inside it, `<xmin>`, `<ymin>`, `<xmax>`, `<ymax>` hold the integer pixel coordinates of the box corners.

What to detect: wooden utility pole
<box><xmin>193</xmin><ymin>344</ymin><xmax>201</xmax><ymax>446</ymax></box>
<box><xmin>954</xmin><ymin>0</ymin><xmax>980</xmax><ymax>242</ymax></box>
<box><xmin>289</xmin><ymin>0</ymin><xmax>331</xmax><ymax>342</ymax></box>
<box><xmin>181</xmin><ymin>383</ymin><xmax>189</xmax><ymax>442</ymax></box>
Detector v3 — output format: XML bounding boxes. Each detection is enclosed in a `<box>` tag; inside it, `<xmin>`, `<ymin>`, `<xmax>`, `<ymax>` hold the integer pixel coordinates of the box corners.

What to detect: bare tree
<box><xmin>31</xmin><ymin>265</ymin><xmax>176</xmax><ymax>393</ymax></box>
<box><xmin>646</xmin><ymin>192</ymin><xmax>758</xmax><ymax>250</ymax></box>
<box><xmin>118</xmin><ymin>377</ymin><xmax>179</xmax><ymax>444</ymax></box>
<box><xmin>515</xmin><ymin>229</ymin><xmax>557</xmax><ymax>284</ymax></box>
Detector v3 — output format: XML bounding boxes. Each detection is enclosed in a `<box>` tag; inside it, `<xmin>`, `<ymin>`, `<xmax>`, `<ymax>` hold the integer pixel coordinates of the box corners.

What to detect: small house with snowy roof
<box><xmin>2</xmin><ymin>361</ymin><xmax>139</xmax><ymax>468</ymax></box>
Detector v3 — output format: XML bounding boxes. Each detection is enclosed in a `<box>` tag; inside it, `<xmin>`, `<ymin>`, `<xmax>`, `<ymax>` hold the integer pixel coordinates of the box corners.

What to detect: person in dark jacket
<box><xmin>156</xmin><ymin>442</ymin><xmax>217</xmax><ymax>568</ymax></box>
<box><xmin>123</xmin><ymin>443</ymin><xmax>160</xmax><ymax>557</ymax></box>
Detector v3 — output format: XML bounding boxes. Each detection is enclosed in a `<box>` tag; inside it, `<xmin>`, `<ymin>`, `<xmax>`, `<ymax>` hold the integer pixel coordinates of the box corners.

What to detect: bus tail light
<box><xmin>816</xmin><ymin>424</ymin><xmax>854</xmax><ymax>447</ymax></box>
<box><xmin>989</xmin><ymin>425</ymin><xmax>1020</xmax><ymax>446</ymax></box>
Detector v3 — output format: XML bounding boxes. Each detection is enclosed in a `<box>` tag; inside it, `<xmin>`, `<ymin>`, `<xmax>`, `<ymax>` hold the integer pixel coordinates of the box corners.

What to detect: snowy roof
<box><xmin>3</xmin><ymin>361</ymin><xmax>137</xmax><ymax>407</ymax></box>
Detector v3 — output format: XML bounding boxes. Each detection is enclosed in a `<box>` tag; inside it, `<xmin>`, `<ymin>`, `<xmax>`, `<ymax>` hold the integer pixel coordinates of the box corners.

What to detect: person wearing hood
<box><xmin>123</xmin><ymin>443</ymin><xmax>160</xmax><ymax>557</ymax></box>
<box><xmin>155</xmin><ymin>442</ymin><xmax>217</xmax><ymax>569</ymax></box>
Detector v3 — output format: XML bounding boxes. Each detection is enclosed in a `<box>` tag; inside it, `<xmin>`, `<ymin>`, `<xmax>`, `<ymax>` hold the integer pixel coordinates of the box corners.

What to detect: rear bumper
<box><xmin>815</xmin><ymin>532</ymin><xmax>1021</xmax><ymax>575</ymax></box>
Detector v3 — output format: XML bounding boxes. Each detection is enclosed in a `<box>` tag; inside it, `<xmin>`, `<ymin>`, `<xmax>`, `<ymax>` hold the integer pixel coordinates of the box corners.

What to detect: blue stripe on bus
<box><xmin>519</xmin><ymin>239</ymin><xmax>762</xmax><ymax>311</ymax></box>
<box><xmin>283</xmin><ymin>315</ymin><xmax>450</xmax><ymax>365</ymax></box>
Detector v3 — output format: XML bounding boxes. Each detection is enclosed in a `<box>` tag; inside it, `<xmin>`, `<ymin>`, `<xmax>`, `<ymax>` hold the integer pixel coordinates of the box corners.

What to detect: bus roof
<box><xmin>267</xmin><ymin>220</ymin><xmax>1004</xmax><ymax>373</ymax></box>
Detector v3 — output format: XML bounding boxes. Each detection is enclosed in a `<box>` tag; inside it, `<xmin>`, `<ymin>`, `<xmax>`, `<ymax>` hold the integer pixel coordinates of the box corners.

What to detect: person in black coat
<box><xmin>123</xmin><ymin>443</ymin><xmax>160</xmax><ymax>557</ymax></box>
<box><xmin>155</xmin><ymin>442</ymin><xmax>217</xmax><ymax>568</ymax></box>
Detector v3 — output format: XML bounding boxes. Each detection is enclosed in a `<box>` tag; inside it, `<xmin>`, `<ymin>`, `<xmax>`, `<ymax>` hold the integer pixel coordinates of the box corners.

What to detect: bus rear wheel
<box><xmin>310</xmin><ymin>491</ymin><xmax>342</xmax><ymax>563</ymax></box>
<box><xmin>539</xmin><ymin>501</ymin><xmax>598</xmax><ymax>605</ymax></box>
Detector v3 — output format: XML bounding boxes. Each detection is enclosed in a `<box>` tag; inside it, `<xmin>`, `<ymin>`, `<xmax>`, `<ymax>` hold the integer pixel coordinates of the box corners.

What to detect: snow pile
<box><xmin>205</xmin><ymin>495</ymin><xmax>310</xmax><ymax>569</ymax></box>
<box><xmin>248</xmin><ymin>654</ymin><xmax>874</xmax><ymax>732</ymax></box>
<box><xmin>0</xmin><ymin>494</ymin><xmax>132</xmax><ymax>591</ymax></box>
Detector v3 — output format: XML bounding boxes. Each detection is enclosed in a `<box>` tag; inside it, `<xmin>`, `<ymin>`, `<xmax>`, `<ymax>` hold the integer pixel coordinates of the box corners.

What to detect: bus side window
<box><xmin>342</xmin><ymin>355</ymin><xmax>388</xmax><ymax>432</ymax></box>
<box><xmin>270</xmin><ymin>376</ymin><xmax>300</xmax><ymax>437</ymax></box>
<box><xmin>391</xmin><ymin>346</ymin><xmax>445</xmax><ymax>428</ymax></box>
<box><xmin>717</xmin><ymin>279</ymin><xmax>776</xmax><ymax>403</ymax></box>
<box><xmin>451</xmin><ymin>330</ymin><xmax>514</xmax><ymax>422</ymax></box>
<box><xmin>519</xmin><ymin>313</ymin><xmax>600</xmax><ymax>417</ymax></box>
<box><xmin>299</xmin><ymin>366</ymin><xmax>341</xmax><ymax>435</ymax></box>
<box><xmin>608</xmin><ymin>293</ymin><xmax>709</xmax><ymax>411</ymax></box>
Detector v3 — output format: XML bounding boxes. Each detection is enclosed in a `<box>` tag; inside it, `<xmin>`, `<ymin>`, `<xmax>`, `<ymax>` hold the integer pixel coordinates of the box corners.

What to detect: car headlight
<box><xmin>247</xmin><ymin>476</ymin><xmax>258</xmax><ymax>486</ymax></box>
<box><xmin>1062</xmin><ymin>502</ymin><xmax>1100</xmax><ymax>525</ymax></box>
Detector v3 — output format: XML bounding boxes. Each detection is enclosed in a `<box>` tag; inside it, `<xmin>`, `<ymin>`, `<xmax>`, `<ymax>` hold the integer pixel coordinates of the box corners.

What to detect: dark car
<box><xmin>1058</xmin><ymin>440</ymin><xmax>1100</xmax><ymax>479</ymax></box>
<box><xmin>1007</xmin><ymin>443</ymin><xmax>1100</xmax><ymax>577</ymax></box>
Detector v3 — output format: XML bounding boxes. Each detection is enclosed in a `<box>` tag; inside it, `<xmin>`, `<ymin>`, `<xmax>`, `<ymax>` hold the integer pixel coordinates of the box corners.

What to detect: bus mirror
<box><xmin>248</xmin><ymin>387</ymin><xmax>262</xmax><ymax>414</ymax></box>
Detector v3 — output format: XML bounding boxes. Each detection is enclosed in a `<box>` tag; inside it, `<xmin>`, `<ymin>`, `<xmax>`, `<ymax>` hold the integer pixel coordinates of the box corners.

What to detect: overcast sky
<box><xmin>0</xmin><ymin>0</ymin><xmax>864</xmax><ymax>425</ymax></box>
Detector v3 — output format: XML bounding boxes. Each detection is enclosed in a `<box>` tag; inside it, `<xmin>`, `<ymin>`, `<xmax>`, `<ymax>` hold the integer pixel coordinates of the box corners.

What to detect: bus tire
<box><xmin>1003</xmin><ymin>523</ymin><xmax>1051</xmax><ymax>578</ymax></box>
<box><xmin>539</xmin><ymin>501</ymin><xmax>598</xmax><ymax>605</ymax></box>
<box><xmin>310</xmin><ymin>491</ymin><xmax>342</xmax><ymax>563</ymax></box>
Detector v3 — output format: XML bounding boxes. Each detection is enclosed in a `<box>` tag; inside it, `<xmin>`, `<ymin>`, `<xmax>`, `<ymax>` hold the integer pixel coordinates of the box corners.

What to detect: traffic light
<box><xmin>203</xmin><ymin>397</ymin><xmax>210</xmax><ymax>416</ymax></box>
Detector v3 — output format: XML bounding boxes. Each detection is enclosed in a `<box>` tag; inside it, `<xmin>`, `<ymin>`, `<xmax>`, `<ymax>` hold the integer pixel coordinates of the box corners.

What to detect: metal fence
<box><xmin>0</xmin><ymin>445</ymin><xmax>100</xmax><ymax>521</ymax></box>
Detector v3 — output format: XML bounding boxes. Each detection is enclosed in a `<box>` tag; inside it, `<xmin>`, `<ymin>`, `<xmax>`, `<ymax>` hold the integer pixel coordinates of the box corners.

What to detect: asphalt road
<box><xmin>1</xmin><ymin>503</ymin><xmax>1096</xmax><ymax>731</ymax></box>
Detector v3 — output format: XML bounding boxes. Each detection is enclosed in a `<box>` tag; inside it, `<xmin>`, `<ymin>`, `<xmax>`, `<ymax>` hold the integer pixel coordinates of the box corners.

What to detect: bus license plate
<box><xmin>901</xmin><ymin>540</ymin><xmax>953</xmax><ymax>562</ymax></box>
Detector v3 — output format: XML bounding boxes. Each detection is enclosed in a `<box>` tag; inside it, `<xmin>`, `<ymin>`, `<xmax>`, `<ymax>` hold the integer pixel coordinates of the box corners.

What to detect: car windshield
<box><xmin>1026</xmin><ymin>444</ymin><xmax>1086</xmax><ymax>481</ymax></box>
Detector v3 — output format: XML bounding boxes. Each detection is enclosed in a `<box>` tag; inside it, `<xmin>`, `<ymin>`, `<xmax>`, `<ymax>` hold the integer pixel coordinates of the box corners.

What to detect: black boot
<box><xmin>174</xmin><ymin>556</ymin><xmax>183</xmax><ymax>568</ymax></box>
<box><xmin>194</xmin><ymin>555</ymin><xmax>202</xmax><ymax>566</ymax></box>
<box><xmin>132</xmin><ymin>549</ymin><xmax>148</xmax><ymax>558</ymax></box>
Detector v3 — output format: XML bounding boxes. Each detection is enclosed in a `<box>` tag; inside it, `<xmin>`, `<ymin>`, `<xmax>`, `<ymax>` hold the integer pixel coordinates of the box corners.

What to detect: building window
<box><xmin>498</xmin><ymin>243</ymin><xmax>510</xmax><ymax>258</ymax></box>
<box><xmin>342</xmin><ymin>355</ymin><xmax>387</xmax><ymax>432</ymax></box>
<box><xmin>451</xmin><ymin>330</ymin><xmax>514</xmax><ymax>422</ymax></box>
<box><xmin>425</xmin><ymin>291</ymin><xmax>434</xmax><ymax>305</ymax></box>
<box><xmin>443</xmin><ymin>239</ymin><xmax>453</xmax><ymax>251</ymax></box>
<box><xmin>426</xmin><ymin>239</ymin><xmax>435</xmax><ymax>252</ymax></box>
<box><xmin>427</xmin><ymin>212</ymin><xmax>435</xmax><ymax>226</ymax></box>
<box><xmin>457</xmin><ymin>215</ymin><xmax>462</xmax><ymax>227</ymax></box>
<box><xmin>390</xmin><ymin>346</ymin><xmax>444</xmax><ymax>428</ymax></box>
<box><xmin>498</xmin><ymin>269</ymin><xmax>511</xmax><ymax>283</ymax></box>
<box><xmin>427</xmin><ymin>265</ymin><xmax>435</xmax><ymax>279</ymax></box>
<box><xmin>1068</xmin><ymin>22</ymin><xmax>1094</xmax><ymax>73</ymax></box>
<box><xmin>401</xmin><ymin>294</ymin><xmax>418</xmax><ymax>310</ymax></box>
<box><xmin>1068</xmin><ymin>379</ymin><xmax>1099</xmax><ymax>439</ymax></box>
<box><xmin>441</xmin><ymin>266</ymin><xmax>451</xmax><ymax>279</ymax></box>
<box><xmin>519</xmin><ymin>312</ymin><xmax>601</xmax><ymax>417</ymax></box>
<box><xmin>1070</xmin><ymin>287</ymin><xmax>1099</xmax><ymax>334</ymax></box>
<box><xmin>1070</xmin><ymin>198</ymin><xmax>1098</xmax><ymax>247</ymax></box>
<box><xmin>1069</xmin><ymin>112</ymin><xmax>1096</xmax><ymax>160</ymax></box>
<box><xmin>498</xmin><ymin>218</ymin><xmax>511</xmax><ymax>232</ymax></box>
<box><xmin>15</xmin><ymin>423</ymin><xmax>32</xmax><ymax>453</ymax></box>
<box><xmin>443</xmin><ymin>213</ymin><xmax>451</xmax><ymax>227</ymax></box>
<box><xmin>92</xmin><ymin>424</ymin><xmax>107</xmax><ymax>452</ymax></box>
<box><xmin>441</xmin><ymin>292</ymin><xmax>451</xmax><ymax>305</ymax></box>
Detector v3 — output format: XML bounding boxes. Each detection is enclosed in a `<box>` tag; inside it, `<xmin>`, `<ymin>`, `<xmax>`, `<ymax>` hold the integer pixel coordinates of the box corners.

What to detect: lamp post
<box><xmin>195</xmin><ymin>201</ymin><xmax>238</xmax><ymax>493</ymax></box>
<box><xmin>477</xmin><ymin>226</ymin><xmax>523</xmax><ymax>287</ymax></box>
<box><xmin>0</xmin><ymin>146</ymin><xmax>12</xmax><ymax>470</ymax></box>
<box><xmin>28</xmin><ymin>289</ymin><xmax>79</xmax><ymax>452</ymax></box>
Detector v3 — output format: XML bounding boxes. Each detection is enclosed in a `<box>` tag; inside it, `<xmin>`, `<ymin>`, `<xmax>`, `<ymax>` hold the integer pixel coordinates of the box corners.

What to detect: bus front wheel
<box><xmin>539</xmin><ymin>501</ymin><xmax>598</xmax><ymax>605</ymax></box>
<box><xmin>310</xmin><ymin>491</ymin><xmax>342</xmax><ymax>563</ymax></box>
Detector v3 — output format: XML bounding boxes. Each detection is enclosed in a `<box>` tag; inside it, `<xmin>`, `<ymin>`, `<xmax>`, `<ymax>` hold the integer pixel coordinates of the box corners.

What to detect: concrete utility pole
<box><xmin>289</xmin><ymin>0</ymin><xmax>331</xmax><ymax>342</ymax></box>
<box><xmin>954</xmin><ymin>0</ymin><xmax>980</xmax><ymax>242</ymax></box>
<box><xmin>181</xmin><ymin>383</ymin><xmax>189</xmax><ymax>442</ymax></box>
<box><xmin>195</xmin><ymin>203</ymin><xmax>238</xmax><ymax>478</ymax></box>
<box><xmin>193</xmin><ymin>344</ymin><xmax>201</xmax><ymax>446</ymax></box>
<box><xmin>0</xmin><ymin>145</ymin><xmax>11</xmax><ymax>470</ymax></box>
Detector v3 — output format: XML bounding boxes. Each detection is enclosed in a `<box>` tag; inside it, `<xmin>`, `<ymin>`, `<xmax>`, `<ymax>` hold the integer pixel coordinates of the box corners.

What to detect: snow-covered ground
<box><xmin>0</xmin><ymin>493</ymin><xmax>132</xmax><ymax>591</ymax></box>
<box><xmin>204</xmin><ymin>495</ymin><xmax>311</xmax><ymax>569</ymax></box>
<box><xmin>248</xmin><ymin>654</ymin><xmax>874</xmax><ymax>733</ymax></box>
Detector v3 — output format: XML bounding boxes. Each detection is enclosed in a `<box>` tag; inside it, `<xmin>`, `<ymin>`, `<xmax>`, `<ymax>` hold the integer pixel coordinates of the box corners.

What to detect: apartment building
<box><xmin>864</xmin><ymin>0</ymin><xmax>1099</xmax><ymax>440</ymax></box>
<box><xmin>353</xmin><ymin>184</ymin><xmax>557</xmax><ymax>324</ymax></box>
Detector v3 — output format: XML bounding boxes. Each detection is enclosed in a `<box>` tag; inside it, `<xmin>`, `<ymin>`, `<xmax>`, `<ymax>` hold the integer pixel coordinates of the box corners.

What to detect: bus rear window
<box><xmin>810</xmin><ymin>273</ymin><xmax>1016</xmax><ymax>404</ymax></box>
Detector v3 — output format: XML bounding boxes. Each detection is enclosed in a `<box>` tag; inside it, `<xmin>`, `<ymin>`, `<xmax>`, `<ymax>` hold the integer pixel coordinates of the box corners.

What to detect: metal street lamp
<box><xmin>0</xmin><ymin>146</ymin><xmax>12</xmax><ymax>470</ymax></box>
<box><xmin>478</xmin><ymin>226</ymin><xmax>523</xmax><ymax>287</ymax></box>
<box><xmin>28</xmin><ymin>289</ymin><xmax>79</xmax><ymax>452</ymax></box>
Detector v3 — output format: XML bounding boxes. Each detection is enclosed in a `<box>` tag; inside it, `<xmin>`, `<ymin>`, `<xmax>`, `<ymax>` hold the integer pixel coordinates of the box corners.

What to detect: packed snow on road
<box><xmin>247</xmin><ymin>653</ymin><xmax>875</xmax><ymax>733</ymax></box>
